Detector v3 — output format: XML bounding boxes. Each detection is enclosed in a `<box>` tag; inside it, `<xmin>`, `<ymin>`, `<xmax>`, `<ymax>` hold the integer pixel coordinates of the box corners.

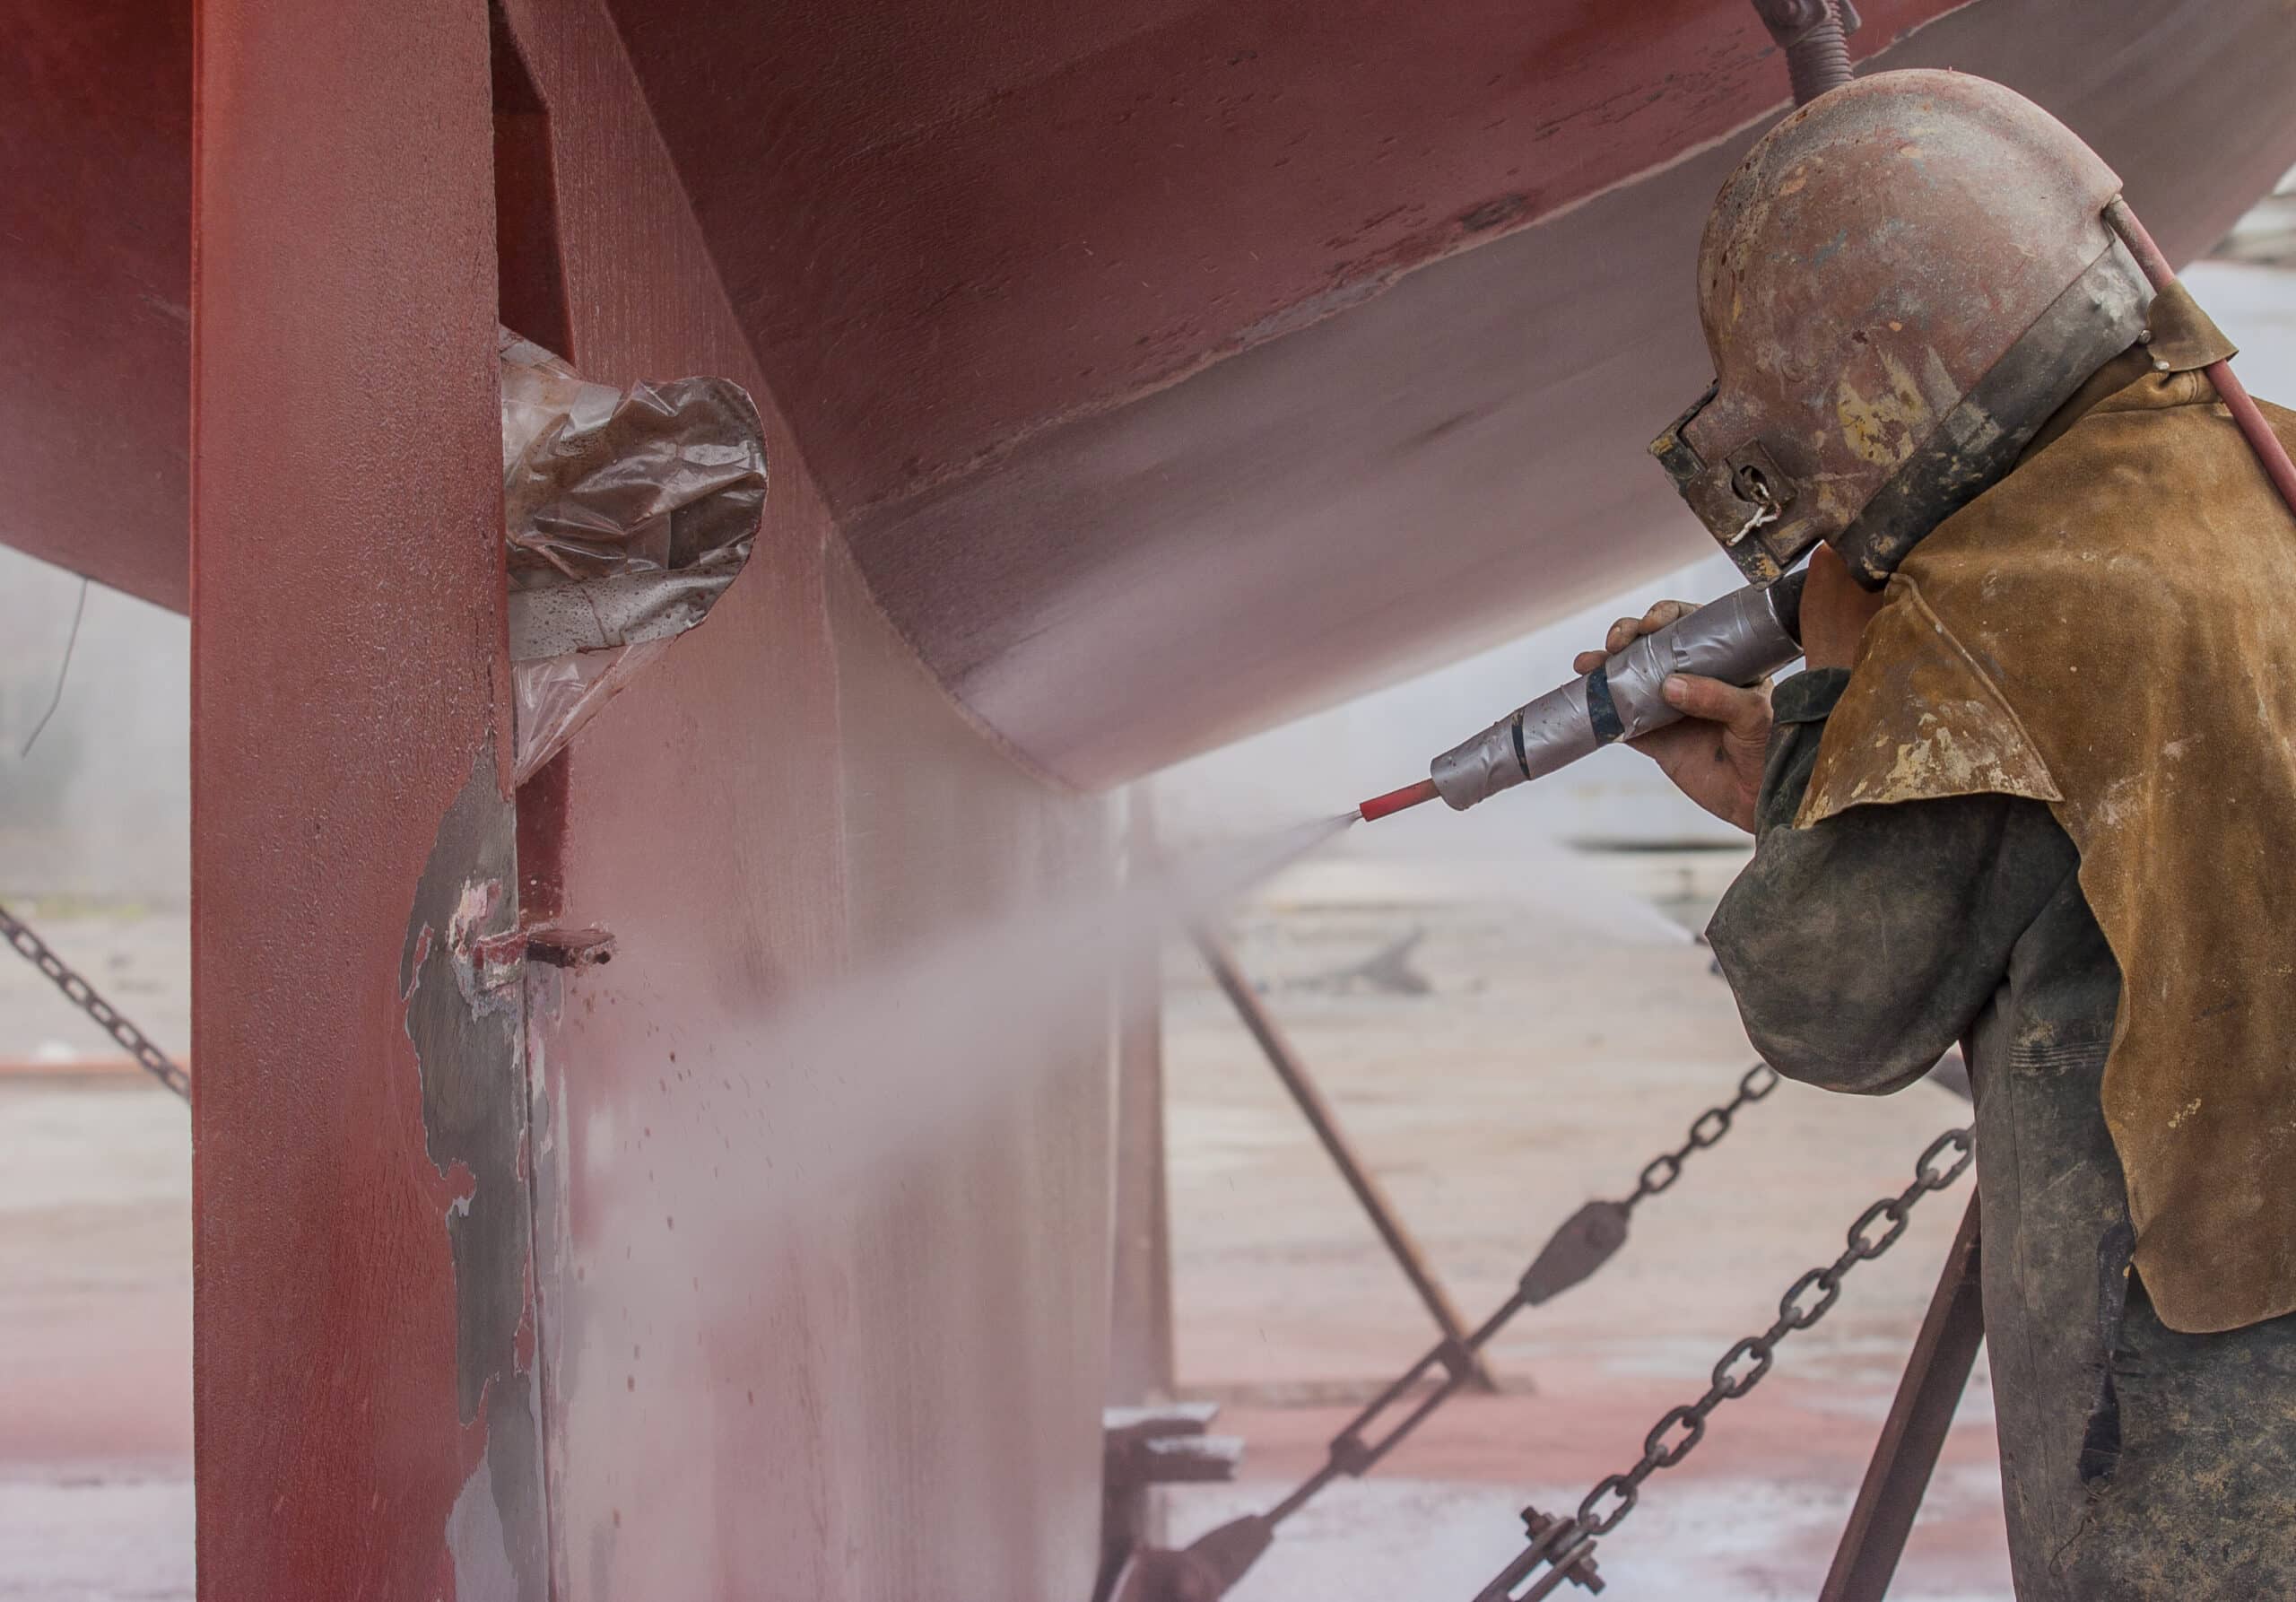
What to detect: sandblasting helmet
<box><xmin>1650</xmin><ymin>70</ymin><xmax>2151</xmax><ymax>588</ymax></box>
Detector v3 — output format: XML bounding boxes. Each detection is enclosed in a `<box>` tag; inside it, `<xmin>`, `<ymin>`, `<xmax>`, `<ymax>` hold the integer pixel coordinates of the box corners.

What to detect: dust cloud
<box><xmin>0</xmin><ymin>547</ymin><xmax>188</xmax><ymax>906</ymax></box>
<box><xmin>585</xmin><ymin>811</ymin><xmax>1357</xmax><ymax>1286</ymax></box>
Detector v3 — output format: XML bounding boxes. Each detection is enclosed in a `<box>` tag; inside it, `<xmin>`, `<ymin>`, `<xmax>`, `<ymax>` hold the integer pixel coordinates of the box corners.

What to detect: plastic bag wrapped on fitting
<box><xmin>510</xmin><ymin>637</ymin><xmax>674</xmax><ymax>781</ymax></box>
<box><xmin>500</xmin><ymin>327</ymin><xmax>767</xmax><ymax>782</ymax></box>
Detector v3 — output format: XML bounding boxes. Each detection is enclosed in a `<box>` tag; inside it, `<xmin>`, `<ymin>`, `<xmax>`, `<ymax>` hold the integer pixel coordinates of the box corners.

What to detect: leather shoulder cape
<box><xmin>1798</xmin><ymin>294</ymin><xmax>2296</xmax><ymax>1333</ymax></box>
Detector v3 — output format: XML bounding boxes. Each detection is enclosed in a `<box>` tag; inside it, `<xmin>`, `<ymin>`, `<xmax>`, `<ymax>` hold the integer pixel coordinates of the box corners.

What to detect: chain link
<box><xmin>1625</xmin><ymin>1061</ymin><xmax>1779</xmax><ymax>1209</ymax></box>
<box><xmin>1552</xmin><ymin>1127</ymin><xmax>1974</xmax><ymax>1554</ymax></box>
<box><xmin>1260</xmin><ymin>1060</ymin><xmax>1785</xmax><ymax>1530</ymax></box>
<box><xmin>0</xmin><ymin>903</ymin><xmax>190</xmax><ymax>1101</ymax></box>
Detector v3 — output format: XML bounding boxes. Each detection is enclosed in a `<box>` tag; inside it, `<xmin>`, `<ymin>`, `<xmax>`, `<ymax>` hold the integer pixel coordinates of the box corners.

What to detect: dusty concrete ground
<box><xmin>1156</xmin><ymin>843</ymin><xmax>2010</xmax><ymax>1601</ymax></box>
<box><xmin>0</xmin><ymin>905</ymin><xmax>192</xmax><ymax>1602</ymax></box>
<box><xmin>0</xmin><ymin>1079</ymin><xmax>192</xmax><ymax>1602</ymax></box>
<box><xmin>0</xmin><ymin>858</ymin><xmax>2012</xmax><ymax>1601</ymax></box>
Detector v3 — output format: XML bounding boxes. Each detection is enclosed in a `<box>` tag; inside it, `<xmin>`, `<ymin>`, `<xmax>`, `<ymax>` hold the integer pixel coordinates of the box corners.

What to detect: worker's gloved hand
<box><xmin>1574</xmin><ymin>602</ymin><xmax>1773</xmax><ymax>833</ymax></box>
<box><xmin>1572</xmin><ymin>546</ymin><xmax>1887</xmax><ymax>832</ymax></box>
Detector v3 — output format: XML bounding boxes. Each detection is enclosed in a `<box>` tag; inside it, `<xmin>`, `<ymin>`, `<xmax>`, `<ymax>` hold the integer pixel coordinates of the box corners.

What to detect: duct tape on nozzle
<box><xmin>1428</xmin><ymin>573</ymin><xmax>1805</xmax><ymax>813</ymax></box>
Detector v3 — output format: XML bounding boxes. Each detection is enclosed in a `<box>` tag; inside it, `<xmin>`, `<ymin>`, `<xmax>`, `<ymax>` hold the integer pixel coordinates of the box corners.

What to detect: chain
<box><xmin>0</xmin><ymin>903</ymin><xmax>190</xmax><ymax>1101</ymax></box>
<box><xmin>1257</xmin><ymin>1061</ymin><xmax>1782</xmax><ymax>1528</ymax></box>
<box><xmin>1578</xmin><ymin>1127</ymin><xmax>1972</xmax><ymax>1536</ymax></box>
<box><xmin>1622</xmin><ymin>1061</ymin><xmax>1779</xmax><ymax>1212</ymax></box>
<box><xmin>1473</xmin><ymin>1125</ymin><xmax>1976</xmax><ymax>1602</ymax></box>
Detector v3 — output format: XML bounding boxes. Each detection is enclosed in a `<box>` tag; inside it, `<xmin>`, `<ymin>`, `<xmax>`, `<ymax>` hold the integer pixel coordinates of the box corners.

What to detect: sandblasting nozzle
<box><xmin>1356</xmin><ymin>778</ymin><xmax>1442</xmax><ymax>822</ymax></box>
<box><xmin>1423</xmin><ymin>571</ymin><xmax>1807</xmax><ymax>813</ymax></box>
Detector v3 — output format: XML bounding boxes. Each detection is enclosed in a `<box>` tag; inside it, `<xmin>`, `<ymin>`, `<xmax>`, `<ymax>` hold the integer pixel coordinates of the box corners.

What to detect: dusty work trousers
<box><xmin>1707</xmin><ymin>668</ymin><xmax>2296</xmax><ymax>1600</ymax></box>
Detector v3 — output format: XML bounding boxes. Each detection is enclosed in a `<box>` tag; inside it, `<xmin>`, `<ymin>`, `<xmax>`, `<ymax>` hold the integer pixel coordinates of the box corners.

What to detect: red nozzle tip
<box><xmin>1356</xmin><ymin>778</ymin><xmax>1442</xmax><ymax>823</ymax></box>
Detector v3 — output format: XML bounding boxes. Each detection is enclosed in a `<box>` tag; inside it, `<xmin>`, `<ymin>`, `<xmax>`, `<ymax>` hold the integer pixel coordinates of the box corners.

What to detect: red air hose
<box><xmin>2107</xmin><ymin>198</ymin><xmax>2296</xmax><ymax>523</ymax></box>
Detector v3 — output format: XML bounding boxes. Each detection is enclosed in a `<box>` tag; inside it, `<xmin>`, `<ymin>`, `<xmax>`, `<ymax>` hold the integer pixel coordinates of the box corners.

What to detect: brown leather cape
<box><xmin>1798</xmin><ymin>289</ymin><xmax>2296</xmax><ymax>1334</ymax></box>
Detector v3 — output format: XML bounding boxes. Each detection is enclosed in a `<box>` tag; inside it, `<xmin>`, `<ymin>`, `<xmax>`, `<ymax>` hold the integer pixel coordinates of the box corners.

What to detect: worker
<box><xmin>1594</xmin><ymin>71</ymin><xmax>2296</xmax><ymax>1599</ymax></box>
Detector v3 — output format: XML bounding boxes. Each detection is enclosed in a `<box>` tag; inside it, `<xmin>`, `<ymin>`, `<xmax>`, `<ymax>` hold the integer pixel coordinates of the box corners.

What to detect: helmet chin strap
<box><xmin>2105</xmin><ymin>197</ymin><xmax>2296</xmax><ymax>524</ymax></box>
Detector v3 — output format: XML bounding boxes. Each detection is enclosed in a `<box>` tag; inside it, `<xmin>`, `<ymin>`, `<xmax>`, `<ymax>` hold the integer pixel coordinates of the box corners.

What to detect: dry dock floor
<box><xmin>0</xmin><ymin>848</ymin><xmax>2009</xmax><ymax>1599</ymax></box>
<box><xmin>1158</xmin><ymin>846</ymin><xmax>2009</xmax><ymax>1601</ymax></box>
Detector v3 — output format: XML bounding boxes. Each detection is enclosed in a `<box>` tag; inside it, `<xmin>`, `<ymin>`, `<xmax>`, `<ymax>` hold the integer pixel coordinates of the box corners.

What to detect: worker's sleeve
<box><xmin>1705</xmin><ymin>667</ymin><xmax>2072</xmax><ymax>1095</ymax></box>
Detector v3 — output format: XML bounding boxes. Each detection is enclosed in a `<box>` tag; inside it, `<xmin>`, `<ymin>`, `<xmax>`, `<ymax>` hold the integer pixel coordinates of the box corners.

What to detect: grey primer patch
<box><xmin>448</xmin><ymin>1457</ymin><xmax>519</xmax><ymax>1601</ymax></box>
<box><xmin>401</xmin><ymin>748</ymin><xmax>547</xmax><ymax>1602</ymax></box>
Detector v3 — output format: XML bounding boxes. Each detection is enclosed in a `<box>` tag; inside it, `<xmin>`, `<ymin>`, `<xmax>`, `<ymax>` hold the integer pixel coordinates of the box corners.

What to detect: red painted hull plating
<box><xmin>6</xmin><ymin>1</ymin><xmax>2292</xmax><ymax>1597</ymax></box>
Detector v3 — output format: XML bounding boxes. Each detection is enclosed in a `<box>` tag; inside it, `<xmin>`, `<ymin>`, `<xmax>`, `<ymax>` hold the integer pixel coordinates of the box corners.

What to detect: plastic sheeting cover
<box><xmin>500</xmin><ymin>329</ymin><xmax>767</xmax><ymax>781</ymax></box>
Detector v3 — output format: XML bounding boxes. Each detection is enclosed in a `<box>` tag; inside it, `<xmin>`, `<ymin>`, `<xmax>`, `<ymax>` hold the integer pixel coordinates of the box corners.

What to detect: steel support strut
<box><xmin>1110</xmin><ymin>787</ymin><xmax>1178</xmax><ymax>1405</ymax></box>
<box><xmin>1191</xmin><ymin>926</ymin><xmax>1497</xmax><ymax>1392</ymax></box>
<box><xmin>1820</xmin><ymin>1193</ymin><xmax>1985</xmax><ymax>1602</ymax></box>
